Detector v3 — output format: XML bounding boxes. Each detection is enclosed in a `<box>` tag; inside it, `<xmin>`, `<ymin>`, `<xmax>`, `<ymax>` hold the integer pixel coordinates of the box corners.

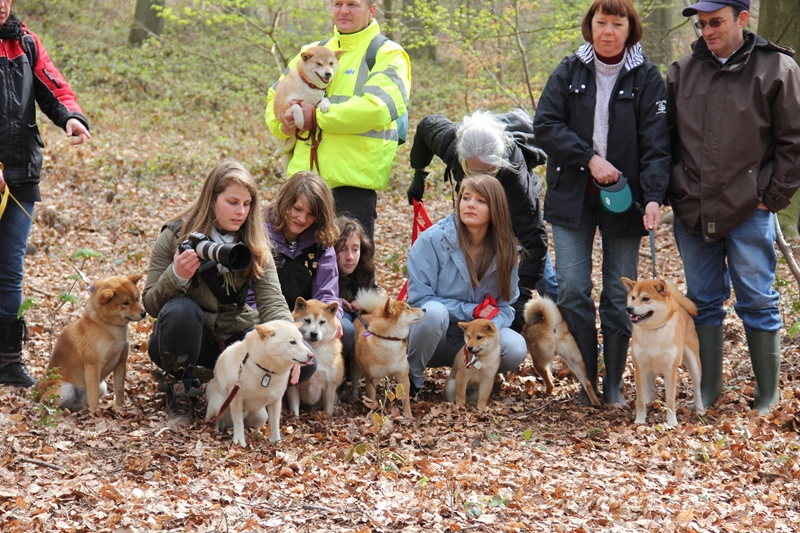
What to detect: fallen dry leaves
<box><xmin>1</xmin><ymin>129</ymin><xmax>799</xmax><ymax>533</ymax></box>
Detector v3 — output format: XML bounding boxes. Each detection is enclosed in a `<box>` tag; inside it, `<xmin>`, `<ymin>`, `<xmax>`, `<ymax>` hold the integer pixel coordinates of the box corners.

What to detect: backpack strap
<box><xmin>365</xmin><ymin>34</ymin><xmax>389</xmax><ymax>71</ymax></box>
<box><xmin>21</xmin><ymin>33</ymin><xmax>37</xmax><ymax>67</ymax></box>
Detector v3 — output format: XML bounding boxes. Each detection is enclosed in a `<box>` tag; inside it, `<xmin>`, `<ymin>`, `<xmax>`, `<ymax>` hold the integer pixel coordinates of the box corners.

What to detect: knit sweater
<box><xmin>592</xmin><ymin>52</ymin><xmax>626</xmax><ymax>159</ymax></box>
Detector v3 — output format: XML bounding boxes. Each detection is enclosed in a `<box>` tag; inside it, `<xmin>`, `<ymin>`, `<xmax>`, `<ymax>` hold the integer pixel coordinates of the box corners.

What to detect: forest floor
<box><xmin>1</xmin><ymin>127</ymin><xmax>800</xmax><ymax>533</ymax></box>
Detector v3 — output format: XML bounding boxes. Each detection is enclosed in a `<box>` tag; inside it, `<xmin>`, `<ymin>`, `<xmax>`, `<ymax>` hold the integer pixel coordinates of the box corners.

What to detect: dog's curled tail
<box><xmin>523</xmin><ymin>296</ymin><xmax>560</xmax><ymax>330</ymax></box>
<box><xmin>355</xmin><ymin>288</ymin><xmax>390</xmax><ymax>314</ymax></box>
<box><xmin>665</xmin><ymin>280</ymin><xmax>698</xmax><ymax>317</ymax></box>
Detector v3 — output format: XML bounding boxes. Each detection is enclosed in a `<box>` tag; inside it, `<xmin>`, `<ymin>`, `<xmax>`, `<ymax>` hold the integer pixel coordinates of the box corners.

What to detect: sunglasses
<box><xmin>694</xmin><ymin>14</ymin><xmax>733</xmax><ymax>30</ymax></box>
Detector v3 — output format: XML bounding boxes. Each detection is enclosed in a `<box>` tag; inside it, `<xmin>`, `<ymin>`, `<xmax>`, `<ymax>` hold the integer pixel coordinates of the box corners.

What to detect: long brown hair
<box><xmin>455</xmin><ymin>175</ymin><xmax>518</xmax><ymax>302</ymax></box>
<box><xmin>168</xmin><ymin>159</ymin><xmax>269</xmax><ymax>280</ymax></box>
<box><xmin>334</xmin><ymin>216</ymin><xmax>375</xmax><ymax>293</ymax></box>
<box><xmin>267</xmin><ymin>171</ymin><xmax>339</xmax><ymax>247</ymax></box>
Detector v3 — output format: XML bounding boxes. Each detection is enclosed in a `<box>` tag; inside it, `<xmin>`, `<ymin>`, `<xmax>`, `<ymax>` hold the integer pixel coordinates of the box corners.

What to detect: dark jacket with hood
<box><xmin>0</xmin><ymin>15</ymin><xmax>89</xmax><ymax>201</ymax></box>
<box><xmin>667</xmin><ymin>31</ymin><xmax>800</xmax><ymax>240</ymax></box>
<box><xmin>409</xmin><ymin>114</ymin><xmax>547</xmax><ymax>288</ymax></box>
<box><xmin>533</xmin><ymin>43</ymin><xmax>670</xmax><ymax>238</ymax></box>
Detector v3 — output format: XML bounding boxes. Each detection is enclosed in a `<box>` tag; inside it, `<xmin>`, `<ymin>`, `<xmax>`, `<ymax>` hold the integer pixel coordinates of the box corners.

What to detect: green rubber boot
<box><xmin>746</xmin><ymin>330</ymin><xmax>781</xmax><ymax>415</ymax></box>
<box><xmin>696</xmin><ymin>325</ymin><xmax>724</xmax><ymax>408</ymax></box>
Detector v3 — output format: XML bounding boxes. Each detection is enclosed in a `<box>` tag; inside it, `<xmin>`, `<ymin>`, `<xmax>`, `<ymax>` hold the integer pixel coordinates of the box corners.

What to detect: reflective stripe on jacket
<box><xmin>265</xmin><ymin>20</ymin><xmax>411</xmax><ymax>190</ymax></box>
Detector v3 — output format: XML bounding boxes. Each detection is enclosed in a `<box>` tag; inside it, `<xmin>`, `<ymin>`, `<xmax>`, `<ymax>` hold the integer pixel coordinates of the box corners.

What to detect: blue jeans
<box><xmin>406</xmin><ymin>301</ymin><xmax>528</xmax><ymax>388</ymax></box>
<box><xmin>0</xmin><ymin>199</ymin><xmax>34</xmax><ymax>317</ymax></box>
<box><xmin>673</xmin><ymin>208</ymin><xmax>780</xmax><ymax>333</ymax></box>
<box><xmin>552</xmin><ymin>198</ymin><xmax>640</xmax><ymax>336</ymax></box>
<box><xmin>536</xmin><ymin>251</ymin><xmax>559</xmax><ymax>300</ymax></box>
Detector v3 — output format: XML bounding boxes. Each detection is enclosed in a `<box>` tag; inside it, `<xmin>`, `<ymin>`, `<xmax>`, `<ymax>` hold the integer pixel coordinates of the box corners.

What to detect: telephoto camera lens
<box><xmin>194</xmin><ymin>240</ymin><xmax>252</xmax><ymax>272</ymax></box>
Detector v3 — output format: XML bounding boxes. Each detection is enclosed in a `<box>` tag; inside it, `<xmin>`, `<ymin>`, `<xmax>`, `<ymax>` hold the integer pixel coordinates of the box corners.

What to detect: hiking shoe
<box><xmin>166</xmin><ymin>382</ymin><xmax>193</xmax><ymax>429</ymax></box>
<box><xmin>0</xmin><ymin>362</ymin><xmax>37</xmax><ymax>388</ymax></box>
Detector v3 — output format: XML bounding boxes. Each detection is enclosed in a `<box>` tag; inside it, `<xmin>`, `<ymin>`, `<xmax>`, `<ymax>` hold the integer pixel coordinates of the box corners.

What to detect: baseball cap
<box><xmin>682</xmin><ymin>0</ymin><xmax>750</xmax><ymax>16</ymax></box>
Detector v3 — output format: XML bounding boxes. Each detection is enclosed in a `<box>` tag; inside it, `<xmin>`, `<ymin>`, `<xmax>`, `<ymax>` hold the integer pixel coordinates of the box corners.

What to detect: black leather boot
<box><xmin>602</xmin><ymin>333</ymin><xmax>630</xmax><ymax>406</ymax></box>
<box><xmin>572</xmin><ymin>329</ymin><xmax>599</xmax><ymax>405</ymax></box>
<box><xmin>0</xmin><ymin>316</ymin><xmax>37</xmax><ymax>388</ymax></box>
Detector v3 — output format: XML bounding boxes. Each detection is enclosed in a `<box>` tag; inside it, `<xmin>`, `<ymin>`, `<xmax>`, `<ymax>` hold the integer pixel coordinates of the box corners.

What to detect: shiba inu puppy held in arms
<box><xmin>521</xmin><ymin>296</ymin><xmax>601</xmax><ymax>407</ymax></box>
<box><xmin>621</xmin><ymin>277</ymin><xmax>704</xmax><ymax>426</ymax></box>
<box><xmin>273</xmin><ymin>46</ymin><xmax>345</xmax><ymax>164</ymax></box>
<box><xmin>444</xmin><ymin>319</ymin><xmax>502</xmax><ymax>411</ymax></box>
<box><xmin>204</xmin><ymin>321</ymin><xmax>314</xmax><ymax>446</ymax></box>
<box><xmin>287</xmin><ymin>297</ymin><xmax>345</xmax><ymax>416</ymax></box>
<box><xmin>351</xmin><ymin>289</ymin><xmax>425</xmax><ymax>418</ymax></box>
<box><xmin>37</xmin><ymin>275</ymin><xmax>146</xmax><ymax>414</ymax></box>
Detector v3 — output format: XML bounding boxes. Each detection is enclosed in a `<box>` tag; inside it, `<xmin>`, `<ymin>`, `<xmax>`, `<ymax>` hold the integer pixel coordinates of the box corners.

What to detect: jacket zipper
<box><xmin>43</xmin><ymin>68</ymin><xmax>61</xmax><ymax>88</ymax></box>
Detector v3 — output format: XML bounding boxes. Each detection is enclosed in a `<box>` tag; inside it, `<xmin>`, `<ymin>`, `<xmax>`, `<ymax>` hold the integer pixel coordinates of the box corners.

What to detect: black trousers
<box><xmin>332</xmin><ymin>186</ymin><xmax>378</xmax><ymax>244</ymax></box>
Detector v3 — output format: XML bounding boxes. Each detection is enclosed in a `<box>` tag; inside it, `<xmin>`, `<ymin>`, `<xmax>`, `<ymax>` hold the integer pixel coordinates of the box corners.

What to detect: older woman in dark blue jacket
<box><xmin>533</xmin><ymin>0</ymin><xmax>670</xmax><ymax>407</ymax></box>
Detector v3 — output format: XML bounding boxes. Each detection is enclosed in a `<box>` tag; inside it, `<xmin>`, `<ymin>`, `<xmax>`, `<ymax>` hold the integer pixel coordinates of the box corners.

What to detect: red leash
<box><xmin>294</xmin><ymin>110</ymin><xmax>322</xmax><ymax>174</ymax></box>
<box><xmin>397</xmin><ymin>199</ymin><xmax>433</xmax><ymax>301</ymax></box>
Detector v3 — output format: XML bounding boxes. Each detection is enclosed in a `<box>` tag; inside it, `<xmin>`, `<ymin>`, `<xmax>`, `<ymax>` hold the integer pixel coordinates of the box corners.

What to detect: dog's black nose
<box><xmin>626</xmin><ymin>307</ymin><xmax>634</xmax><ymax>314</ymax></box>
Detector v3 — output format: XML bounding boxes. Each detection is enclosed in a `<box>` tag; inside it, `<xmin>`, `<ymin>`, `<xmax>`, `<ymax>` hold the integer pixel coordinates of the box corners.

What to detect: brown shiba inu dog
<box><xmin>350</xmin><ymin>289</ymin><xmax>425</xmax><ymax>418</ymax></box>
<box><xmin>444</xmin><ymin>319</ymin><xmax>502</xmax><ymax>411</ymax></box>
<box><xmin>621</xmin><ymin>277</ymin><xmax>704</xmax><ymax>426</ymax></box>
<box><xmin>205</xmin><ymin>321</ymin><xmax>314</xmax><ymax>446</ymax></box>
<box><xmin>521</xmin><ymin>296</ymin><xmax>601</xmax><ymax>407</ymax></box>
<box><xmin>288</xmin><ymin>297</ymin><xmax>345</xmax><ymax>416</ymax></box>
<box><xmin>37</xmin><ymin>275</ymin><xmax>146</xmax><ymax>414</ymax></box>
<box><xmin>273</xmin><ymin>46</ymin><xmax>345</xmax><ymax>164</ymax></box>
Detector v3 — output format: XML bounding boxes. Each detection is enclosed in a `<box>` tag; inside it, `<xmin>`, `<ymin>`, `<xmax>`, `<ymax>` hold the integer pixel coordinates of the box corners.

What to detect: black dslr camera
<box><xmin>178</xmin><ymin>232</ymin><xmax>252</xmax><ymax>272</ymax></box>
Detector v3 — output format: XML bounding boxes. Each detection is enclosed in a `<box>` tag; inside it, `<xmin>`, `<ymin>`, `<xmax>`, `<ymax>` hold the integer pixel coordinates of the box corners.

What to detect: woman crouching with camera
<box><xmin>144</xmin><ymin>160</ymin><xmax>298</xmax><ymax>428</ymax></box>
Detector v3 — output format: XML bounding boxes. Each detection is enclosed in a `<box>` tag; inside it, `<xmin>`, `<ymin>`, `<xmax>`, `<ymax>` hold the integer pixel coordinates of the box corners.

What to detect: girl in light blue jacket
<box><xmin>406</xmin><ymin>175</ymin><xmax>527</xmax><ymax>397</ymax></box>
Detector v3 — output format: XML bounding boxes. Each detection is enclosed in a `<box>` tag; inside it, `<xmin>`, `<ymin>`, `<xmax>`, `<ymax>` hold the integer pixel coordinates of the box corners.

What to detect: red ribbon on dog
<box><xmin>397</xmin><ymin>199</ymin><xmax>433</xmax><ymax>301</ymax></box>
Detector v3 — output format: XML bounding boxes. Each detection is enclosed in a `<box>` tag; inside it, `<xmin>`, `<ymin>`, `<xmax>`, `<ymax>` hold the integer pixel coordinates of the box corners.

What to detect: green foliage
<box><xmin>29</xmin><ymin>367</ymin><xmax>64</xmax><ymax>442</ymax></box>
<box><xmin>17</xmin><ymin>297</ymin><xmax>37</xmax><ymax>320</ymax></box>
<box><xmin>71</xmin><ymin>249</ymin><xmax>105</xmax><ymax>260</ymax></box>
<box><xmin>346</xmin><ymin>377</ymin><xmax>407</xmax><ymax>472</ymax></box>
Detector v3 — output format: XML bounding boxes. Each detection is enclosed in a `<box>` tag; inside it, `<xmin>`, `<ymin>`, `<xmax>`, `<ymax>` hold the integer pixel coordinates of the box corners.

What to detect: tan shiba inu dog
<box><xmin>520</xmin><ymin>296</ymin><xmax>601</xmax><ymax>406</ymax></box>
<box><xmin>287</xmin><ymin>297</ymin><xmax>344</xmax><ymax>416</ymax></box>
<box><xmin>350</xmin><ymin>289</ymin><xmax>425</xmax><ymax>418</ymax></box>
<box><xmin>37</xmin><ymin>275</ymin><xmax>146</xmax><ymax>414</ymax></box>
<box><xmin>621</xmin><ymin>277</ymin><xmax>704</xmax><ymax>426</ymax></box>
<box><xmin>204</xmin><ymin>321</ymin><xmax>314</xmax><ymax>446</ymax></box>
<box><xmin>273</xmin><ymin>46</ymin><xmax>345</xmax><ymax>164</ymax></box>
<box><xmin>444</xmin><ymin>319</ymin><xmax>502</xmax><ymax>411</ymax></box>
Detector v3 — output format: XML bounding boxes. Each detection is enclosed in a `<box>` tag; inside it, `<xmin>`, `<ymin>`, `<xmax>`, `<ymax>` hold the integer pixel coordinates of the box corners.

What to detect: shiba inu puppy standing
<box><xmin>444</xmin><ymin>319</ymin><xmax>502</xmax><ymax>411</ymax></box>
<box><xmin>350</xmin><ymin>289</ymin><xmax>425</xmax><ymax>418</ymax></box>
<box><xmin>272</xmin><ymin>46</ymin><xmax>345</xmax><ymax>164</ymax></box>
<box><xmin>288</xmin><ymin>297</ymin><xmax>345</xmax><ymax>416</ymax></box>
<box><xmin>205</xmin><ymin>321</ymin><xmax>314</xmax><ymax>446</ymax></box>
<box><xmin>521</xmin><ymin>296</ymin><xmax>601</xmax><ymax>407</ymax></box>
<box><xmin>37</xmin><ymin>275</ymin><xmax>146</xmax><ymax>414</ymax></box>
<box><xmin>621</xmin><ymin>277</ymin><xmax>704</xmax><ymax>426</ymax></box>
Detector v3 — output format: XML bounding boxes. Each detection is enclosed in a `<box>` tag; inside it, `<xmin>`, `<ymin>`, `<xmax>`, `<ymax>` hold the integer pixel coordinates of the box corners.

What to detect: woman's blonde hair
<box><xmin>267</xmin><ymin>171</ymin><xmax>339</xmax><ymax>248</ymax></box>
<box><xmin>455</xmin><ymin>175</ymin><xmax>518</xmax><ymax>302</ymax></box>
<box><xmin>169</xmin><ymin>159</ymin><xmax>269</xmax><ymax>280</ymax></box>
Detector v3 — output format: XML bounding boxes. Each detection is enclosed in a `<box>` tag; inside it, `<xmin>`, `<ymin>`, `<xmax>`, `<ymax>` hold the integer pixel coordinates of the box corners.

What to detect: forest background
<box><xmin>1</xmin><ymin>1</ymin><xmax>800</xmax><ymax>532</ymax></box>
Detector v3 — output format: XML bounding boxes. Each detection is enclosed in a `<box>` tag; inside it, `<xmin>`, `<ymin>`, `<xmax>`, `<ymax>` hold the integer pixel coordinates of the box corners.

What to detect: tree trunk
<box><xmin>129</xmin><ymin>0</ymin><xmax>165</xmax><ymax>46</ymax></box>
<box><xmin>759</xmin><ymin>0</ymin><xmax>800</xmax><ymax>239</ymax></box>
<box><xmin>641</xmin><ymin>3</ymin><xmax>672</xmax><ymax>68</ymax></box>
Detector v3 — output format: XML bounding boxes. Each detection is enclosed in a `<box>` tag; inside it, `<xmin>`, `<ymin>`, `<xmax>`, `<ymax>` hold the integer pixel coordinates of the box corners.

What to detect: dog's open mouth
<box><xmin>629</xmin><ymin>311</ymin><xmax>653</xmax><ymax>324</ymax></box>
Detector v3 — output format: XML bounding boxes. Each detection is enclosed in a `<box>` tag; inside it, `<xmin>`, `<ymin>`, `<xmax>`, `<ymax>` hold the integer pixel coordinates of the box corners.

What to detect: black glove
<box><xmin>510</xmin><ymin>286</ymin><xmax>534</xmax><ymax>334</ymax></box>
<box><xmin>407</xmin><ymin>169</ymin><xmax>428</xmax><ymax>205</ymax></box>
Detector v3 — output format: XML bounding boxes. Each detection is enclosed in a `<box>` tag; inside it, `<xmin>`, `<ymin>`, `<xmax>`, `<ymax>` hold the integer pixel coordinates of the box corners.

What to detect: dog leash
<box><xmin>0</xmin><ymin>163</ymin><xmax>91</xmax><ymax>285</ymax></box>
<box><xmin>204</xmin><ymin>352</ymin><xmax>276</xmax><ymax>425</ymax></box>
<box><xmin>294</xmin><ymin>110</ymin><xmax>322</xmax><ymax>174</ymax></box>
<box><xmin>397</xmin><ymin>199</ymin><xmax>433</xmax><ymax>301</ymax></box>
<box><xmin>351</xmin><ymin>309</ymin><xmax>406</xmax><ymax>342</ymax></box>
<box><xmin>635</xmin><ymin>202</ymin><xmax>658</xmax><ymax>279</ymax></box>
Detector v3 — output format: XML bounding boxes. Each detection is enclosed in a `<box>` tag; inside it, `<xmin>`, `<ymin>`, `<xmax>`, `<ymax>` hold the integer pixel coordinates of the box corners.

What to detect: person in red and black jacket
<box><xmin>0</xmin><ymin>0</ymin><xmax>91</xmax><ymax>388</ymax></box>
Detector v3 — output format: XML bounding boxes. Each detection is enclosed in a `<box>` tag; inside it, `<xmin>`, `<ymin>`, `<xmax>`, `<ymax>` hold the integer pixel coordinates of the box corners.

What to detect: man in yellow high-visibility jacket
<box><xmin>265</xmin><ymin>0</ymin><xmax>411</xmax><ymax>243</ymax></box>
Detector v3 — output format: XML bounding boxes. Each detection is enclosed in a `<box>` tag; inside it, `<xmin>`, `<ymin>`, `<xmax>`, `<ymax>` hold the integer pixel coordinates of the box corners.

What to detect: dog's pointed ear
<box><xmin>484</xmin><ymin>321</ymin><xmax>497</xmax><ymax>333</ymax></box>
<box><xmin>127</xmin><ymin>274</ymin><xmax>144</xmax><ymax>285</ymax></box>
<box><xmin>255</xmin><ymin>323</ymin><xmax>275</xmax><ymax>339</ymax></box>
<box><xmin>334</xmin><ymin>50</ymin><xmax>346</xmax><ymax>59</ymax></box>
<box><xmin>655</xmin><ymin>279</ymin><xmax>669</xmax><ymax>295</ymax></box>
<box><xmin>326</xmin><ymin>301</ymin><xmax>339</xmax><ymax>317</ymax></box>
<box><xmin>98</xmin><ymin>288</ymin><xmax>116</xmax><ymax>305</ymax></box>
<box><xmin>382</xmin><ymin>297</ymin><xmax>393</xmax><ymax>317</ymax></box>
<box><xmin>300</xmin><ymin>50</ymin><xmax>313</xmax><ymax>62</ymax></box>
<box><xmin>621</xmin><ymin>277</ymin><xmax>635</xmax><ymax>292</ymax></box>
<box><xmin>295</xmin><ymin>297</ymin><xmax>307</xmax><ymax>311</ymax></box>
<box><xmin>458</xmin><ymin>321</ymin><xmax>469</xmax><ymax>332</ymax></box>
